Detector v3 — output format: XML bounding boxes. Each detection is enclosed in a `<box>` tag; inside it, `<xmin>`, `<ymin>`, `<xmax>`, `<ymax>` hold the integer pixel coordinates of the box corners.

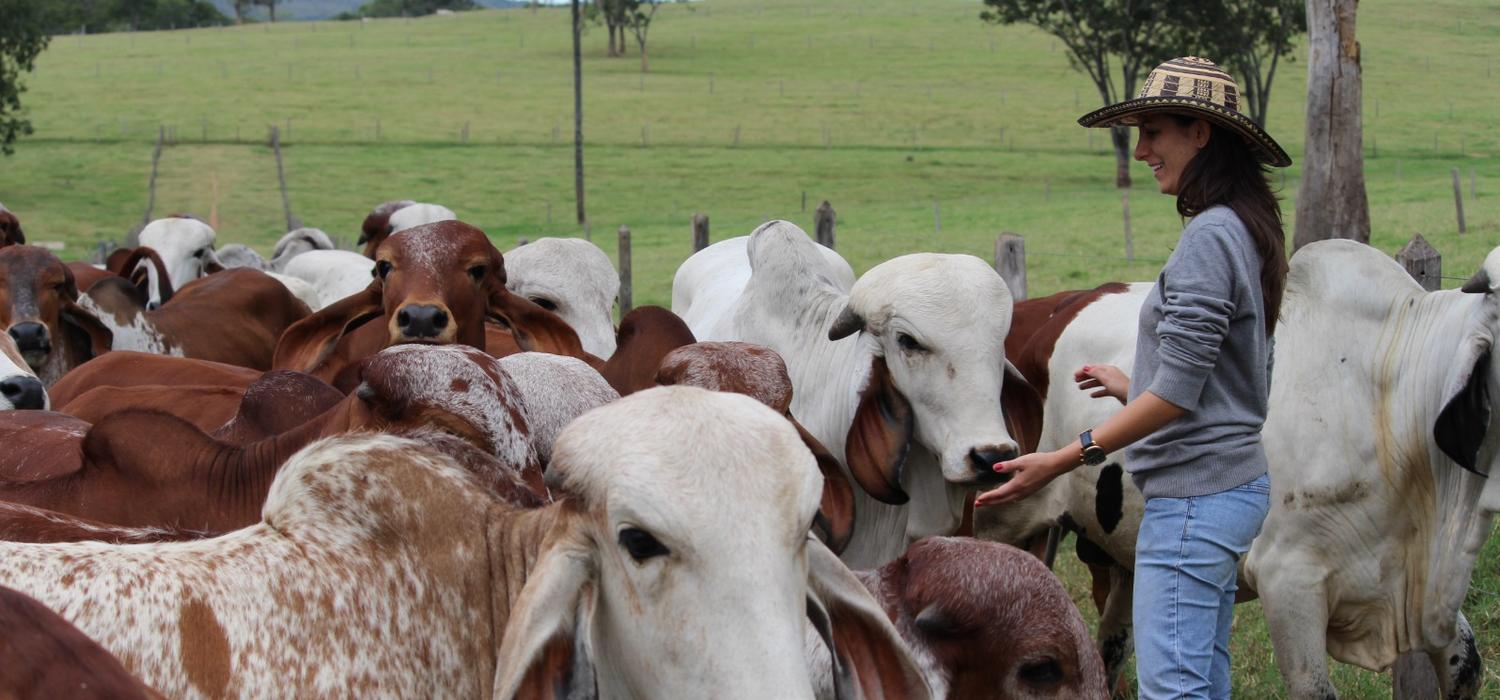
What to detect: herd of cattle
<box><xmin>0</xmin><ymin>198</ymin><xmax>1494</xmax><ymax>698</ymax></box>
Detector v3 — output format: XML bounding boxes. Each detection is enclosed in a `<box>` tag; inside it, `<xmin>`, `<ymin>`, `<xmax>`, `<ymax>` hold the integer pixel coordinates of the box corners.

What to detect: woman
<box><xmin>975</xmin><ymin>56</ymin><xmax>1292</xmax><ymax>700</ymax></box>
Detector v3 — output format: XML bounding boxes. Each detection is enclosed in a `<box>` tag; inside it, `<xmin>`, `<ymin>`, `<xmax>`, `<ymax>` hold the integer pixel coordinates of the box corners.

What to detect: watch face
<box><xmin>1083</xmin><ymin>446</ymin><xmax>1107</xmax><ymax>466</ymax></box>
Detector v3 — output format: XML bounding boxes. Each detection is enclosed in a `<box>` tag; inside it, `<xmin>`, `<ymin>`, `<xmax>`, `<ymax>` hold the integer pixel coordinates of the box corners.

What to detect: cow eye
<box><xmin>897</xmin><ymin>333</ymin><xmax>925</xmax><ymax>352</ymax></box>
<box><xmin>530</xmin><ymin>296</ymin><xmax>558</xmax><ymax>312</ymax></box>
<box><xmin>375</xmin><ymin>260</ymin><xmax>393</xmax><ymax>279</ymax></box>
<box><xmin>1017</xmin><ymin>658</ymin><xmax>1063</xmax><ymax>686</ymax></box>
<box><xmin>193</xmin><ymin>248</ymin><xmax>206</xmax><ymax>259</ymax></box>
<box><xmin>467</xmin><ymin>265</ymin><xmax>486</xmax><ymax>282</ymax></box>
<box><xmin>618</xmin><ymin>527</ymin><xmax>670</xmax><ymax>563</ymax></box>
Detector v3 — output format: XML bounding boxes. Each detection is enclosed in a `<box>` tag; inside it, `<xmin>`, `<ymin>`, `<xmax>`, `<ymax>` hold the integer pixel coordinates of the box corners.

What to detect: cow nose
<box><xmin>7</xmin><ymin>323</ymin><xmax>50</xmax><ymax>354</ymax></box>
<box><xmin>0</xmin><ymin>376</ymin><xmax>45</xmax><ymax>410</ymax></box>
<box><xmin>969</xmin><ymin>446</ymin><xmax>1019</xmax><ymax>475</ymax></box>
<box><xmin>397</xmin><ymin>305</ymin><xmax>449</xmax><ymax>339</ymax></box>
<box><xmin>146</xmin><ymin>299</ymin><xmax>162</xmax><ymax>311</ymax></box>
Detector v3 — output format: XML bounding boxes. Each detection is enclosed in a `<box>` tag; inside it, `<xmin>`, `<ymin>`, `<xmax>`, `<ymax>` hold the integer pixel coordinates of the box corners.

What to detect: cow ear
<box><xmin>828</xmin><ymin>305</ymin><xmax>865</xmax><ymax>341</ymax></box>
<box><xmin>59</xmin><ymin>299</ymin><xmax>113</xmax><ymax>363</ymax></box>
<box><xmin>1435</xmin><ymin>347</ymin><xmax>1492</xmax><ymax>476</ymax></box>
<box><xmin>123</xmin><ymin>247</ymin><xmax>175</xmax><ymax>305</ymax></box>
<box><xmin>845</xmin><ymin>357</ymin><xmax>912</xmax><ymax>505</ymax></box>
<box><xmin>488</xmin><ymin>286</ymin><xmax>594</xmax><ymax>364</ymax></box>
<box><xmin>1002</xmin><ymin>360</ymin><xmax>1046</xmax><ymax>454</ymax></box>
<box><xmin>806</xmin><ymin>541</ymin><xmax>932</xmax><ymax>700</ymax></box>
<box><xmin>795</xmin><ymin>418</ymin><xmax>855</xmax><ymax>554</ymax></box>
<box><xmin>492</xmin><ymin>510</ymin><xmax>599</xmax><ymax>700</ymax></box>
<box><xmin>272</xmin><ymin>282</ymin><xmax>383</xmax><ymax>375</ymax></box>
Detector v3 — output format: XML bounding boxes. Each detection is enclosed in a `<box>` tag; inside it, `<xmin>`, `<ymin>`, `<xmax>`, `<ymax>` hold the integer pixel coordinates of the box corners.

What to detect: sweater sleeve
<box><xmin>1147</xmin><ymin>223</ymin><xmax>1238</xmax><ymax>411</ymax></box>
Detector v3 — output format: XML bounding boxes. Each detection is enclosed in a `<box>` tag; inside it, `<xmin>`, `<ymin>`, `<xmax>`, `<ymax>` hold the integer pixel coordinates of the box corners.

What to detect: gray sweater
<box><xmin>1125</xmin><ymin>205</ymin><xmax>1271</xmax><ymax>499</ymax></box>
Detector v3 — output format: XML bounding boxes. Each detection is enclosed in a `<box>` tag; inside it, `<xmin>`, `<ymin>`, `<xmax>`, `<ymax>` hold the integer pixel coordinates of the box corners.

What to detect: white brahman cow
<box><xmin>1244</xmin><ymin>240</ymin><xmax>1499</xmax><ymax>699</ymax></box>
<box><xmin>280</xmin><ymin>249</ymin><xmax>378</xmax><ymax>310</ymax></box>
<box><xmin>504</xmin><ymin>237</ymin><xmax>621</xmax><ymax>358</ymax></box>
<box><xmin>268</xmin><ymin>227</ymin><xmax>337</xmax><ymax>272</ymax></box>
<box><xmin>672</xmin><ymin>220</ymin><xmax>1034</xmax><ymax>569</ymax></box>
<box><xmin>0</xmin><ymin>387</ymin><xmax>928</xmax><ymax>699</ymax></box>
<box><xmin>0</xmin><ymin>333</ymin><xmax>46</xmax><ymax>410</ymax></box>
<box><xmin>136</xmin><ymin>217</ymin><xmax>219</xmax><ymax>310</ymax></box>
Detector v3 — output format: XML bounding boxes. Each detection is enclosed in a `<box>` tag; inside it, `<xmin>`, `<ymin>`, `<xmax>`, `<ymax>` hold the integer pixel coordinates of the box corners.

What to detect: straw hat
<box><xmin>1077</xmin><ymin>56</ymin><xmax>1292</xmax><ymax>168</ymax></box>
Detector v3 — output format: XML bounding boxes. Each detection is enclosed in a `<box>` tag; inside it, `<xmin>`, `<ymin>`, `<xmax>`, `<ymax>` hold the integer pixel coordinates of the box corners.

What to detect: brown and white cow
<box><xmin>0</xmin><ymin>388</ymin><xmax>928</xmax><ymax>698</ymax></box>
<box><xmin>357</xmin><ymin>200</ymin><xmax>455</xmax><ymax>258</ymax></box>
<box><xmin>0</xmin><ymin>246</ymin><xmax>113</xmax><ymax>386</ymax></box>
<box><xmin>0</xmin><ymin>333</ymin><xmax>46</xmax><ymax>410</ymax></box>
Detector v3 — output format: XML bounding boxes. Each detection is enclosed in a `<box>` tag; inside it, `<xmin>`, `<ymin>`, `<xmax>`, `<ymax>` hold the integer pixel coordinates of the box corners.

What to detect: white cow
<box><xmin>672</xmin><ymin>220</ymin><xmax>1030</xmax><ymax>569</ymax></box>
<box><xmin>213</xmin><ymin>243</ymin><xmax>266</xmax><ymax>270</ymax></box>
<box><xmin>388</xmin><ymin>202</ymin><xmax>456</xmax><ymax>234</ymax></box>
<box><xmin>0</xmin><ymin>387</ymin><xmax>927</xmax><ymax>699</ymax></box>
<box><xmin>674</xmin><ymin>234</ymin><xmax>855</xmax><ymax>341</ymax></box>
<box><xmin>504</xmin><ymin>237</ymin><xmax>621</xmax><ymax>358</ymax></box>
<box><xmin>136</xmin><ymin>217</ymin><xmax>219</xmax><ymax>309</ymax></box>
<box><xmin>1245</xmin><ymin>240</ymin><xmax>1500</xmax><ymax>699</ymax></box>
<box><xmin>496</xmin><ymin>351</ymin><xmax>619</xmax><ymax>467</ymax></box>
<box><xmin>0</xmin><ymin>333</ymin><xmax>47</xmax><ymax>410</ymax></box>
<box><xmin>267</xmin><ymin>227</ymin><xmax>337</xmax><ymax>272</ymax></box>
<box><xmin>280</xmin><ymin>249</ymin><xmax>377</xmax><ymax>310</ymax></box>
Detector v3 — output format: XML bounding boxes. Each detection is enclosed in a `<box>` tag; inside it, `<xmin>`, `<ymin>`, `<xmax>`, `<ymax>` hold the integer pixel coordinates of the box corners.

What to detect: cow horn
<box><xmin>1461</xmin><ymin>268</ymin><xmax>1492</xmax><ymax>294</ymax></box>
<box><xmin>828</xmin><ymin>305</ymin><xmax>865</xmax><ymax>341</ymax></box>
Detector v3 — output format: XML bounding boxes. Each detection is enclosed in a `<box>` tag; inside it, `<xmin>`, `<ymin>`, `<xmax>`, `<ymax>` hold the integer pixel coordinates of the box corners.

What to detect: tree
<box><xmin>0</xmin><ymin>0</ymin><xmax>50</xmax><ymax>156</ymax></box>
<box><xmin>232</xmin><ymin>0</ymin><xmax>250</xmax><ymax>23</ymax></box>
<box><xmin>622</xmin><ymin>0</ymin><xmax>662</xmax><ymax>73</ymax></box>
<box><xmin>1294</xmin><ymin>0</ymin><xmax>1369</xmax><ymax>250</ymax></box>
<box><xmin>355</xmin><ymin>0</ymin><xmax>477</xmax><ymax>17</ymax></box>
<box><xmin>981</xmin><ymin>0</ymin><xmax>1184</xmax><ymax>189</ymax></box>
<box><xmin>1182</xmin><ymin>0</ymin><xmax>1305</xmax><ymax>128</ymax></box>
<box><xmin>258</xmin><ymin>0</ymin><xmax>278</xmax><ymax>22</ymax></box>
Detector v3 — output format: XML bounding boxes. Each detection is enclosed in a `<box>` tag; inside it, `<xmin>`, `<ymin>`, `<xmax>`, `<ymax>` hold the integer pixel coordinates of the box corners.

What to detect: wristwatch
<box><xmin>1079</xmin><ymin>430</ymin><xmax>1108</xmax><ymax>466</ymax></box>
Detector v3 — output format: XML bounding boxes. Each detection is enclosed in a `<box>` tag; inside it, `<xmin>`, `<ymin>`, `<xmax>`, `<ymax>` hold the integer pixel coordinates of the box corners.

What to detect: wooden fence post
<box><xmin>618</xmin><ymin>225</ymin><xmax>633</xmax><ymax>315</ymax></box>
<box><xmin>994</xmin><ymin>233</ymin><xmax>1027</xmax><ymax>301</ymax></box>
<box><xmin>692</xmin><ymin>213</ymin><xmax>710</xmax><ymax>252</ymax></box>
<box><xmin>1453</xmin><ymin>168</ymin><xmax>1467</xmax><ymax>234</ymax></box>
<box><xmin>1396</xmin><ymin>233</ymin><xmax>1441</xmax><ymax>291</ymax></box>
<box><xmin>270</xmin><ymin>126</ymin><xmax>300</xmax><ymax>232</ymax></box>
<box><xmin>813</xmin><ymin>200</ymin><xmax>837</xmax><ymax>250</ymax></box>
<box><xmin>137</xmin><ymin>125</ymin><xmax>166</xmax><ymax>241</ymax></box>
<box><xmin>1122</xmin><ymin>194</ymin><xmax>1135</xmax><ymax>262</ymax></box>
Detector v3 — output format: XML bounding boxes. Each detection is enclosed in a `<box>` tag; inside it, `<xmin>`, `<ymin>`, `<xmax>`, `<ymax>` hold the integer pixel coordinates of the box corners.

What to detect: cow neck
<box><xmin>484</xmin><ymin>500</ymin><xmax>575</xmax><ymax>641</ymax></box>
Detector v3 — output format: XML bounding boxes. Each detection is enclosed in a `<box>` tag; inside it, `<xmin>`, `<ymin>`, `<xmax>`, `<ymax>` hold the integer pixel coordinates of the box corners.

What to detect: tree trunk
<box><xmin>268</xmin><ymin>2</ymin><xmax>277</xmax><ymax>22</ymax></box>
<box><xmin>572</xmin><ymin>0</ymin><xmax>586</xmax><ymax>226</ymax></box>
<box><xmin>638</xmin><ymin>37</ymin><xmax>648</xmax><ymax>73</ymax></box>
<box><xmin>606</xmin><ymin>21</ymin><xmax>617</xmax><ymax>56</ymax></box>
<box><xmin>1295</xmin><ymin>0</ymin><xmax>1370</xmax><ymax>250</ymax></box>
<box><xmin>1111</xmin><ymin>125</ymin><xmax>1132</xmax><ymax>189</ymax></box>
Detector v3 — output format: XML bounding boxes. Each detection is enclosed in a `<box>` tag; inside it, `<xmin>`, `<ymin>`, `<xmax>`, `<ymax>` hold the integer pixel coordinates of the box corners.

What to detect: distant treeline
<box><xmin>333</xmin><ymin>0</ymin><xmax>485</xmax><ymax>20</ymax></box>
<box><xmin>41</xmin><ymin>0</ymin><xmax>231</xmax><ymax>34</ymax></box>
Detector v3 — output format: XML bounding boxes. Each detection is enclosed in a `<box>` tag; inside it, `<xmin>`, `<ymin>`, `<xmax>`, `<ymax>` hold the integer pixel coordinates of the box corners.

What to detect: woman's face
<box><xmin>1133</xmin><ymin>114</ymin><xmax>1211</xmax><ymax>195</ymax></box>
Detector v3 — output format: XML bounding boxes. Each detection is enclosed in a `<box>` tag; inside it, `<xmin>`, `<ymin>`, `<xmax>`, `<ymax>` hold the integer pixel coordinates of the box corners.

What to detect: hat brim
<box><xmin>1078</xmin><ymin>96</ymin><xmax>1292</xmax><ymax>168</ymax></box>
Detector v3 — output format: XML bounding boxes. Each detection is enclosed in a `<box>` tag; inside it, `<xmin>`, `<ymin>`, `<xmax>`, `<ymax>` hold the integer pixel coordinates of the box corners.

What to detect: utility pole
<box><xmin>571</xmin><ymin>0</ymin><xmax>587</xmax><ymax>226</ymax></box>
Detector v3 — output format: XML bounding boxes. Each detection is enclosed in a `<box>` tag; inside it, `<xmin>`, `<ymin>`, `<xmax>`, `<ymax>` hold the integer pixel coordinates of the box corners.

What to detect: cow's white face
<box><xmin>504</xmin><ymin>238</ymin><xmax>620</xmax><ymax>358</ymax></box>
<box><xmin>844</xmin><ymin>254</ymin><xmax>1020</xmax><ymax>485</ymax></box>
<box><xmin>138</xmin><ymin>217</ymin><xmax>218</xmax><ymax>308</ymax></box>
<box><xmin>387</xmin><ymin>203</ymin><xmax>456</xmax><ymax>234</ymax></box>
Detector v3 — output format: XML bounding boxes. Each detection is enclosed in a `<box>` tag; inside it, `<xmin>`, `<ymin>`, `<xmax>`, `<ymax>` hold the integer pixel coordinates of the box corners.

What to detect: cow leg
<box><xmin>1433</xmin><ymin>611</ymin><xmax>1481</xmax><ymax>700</ymax></box>
<box><xmin>1096</xmin><ymin>564</ymin><xmax>1133</xmax><ymax>699</ymax></box>
<box><xmin>1259</xmin><ymin>570</ymin><xmax>1337</xmax><ymax>699</ymax></box>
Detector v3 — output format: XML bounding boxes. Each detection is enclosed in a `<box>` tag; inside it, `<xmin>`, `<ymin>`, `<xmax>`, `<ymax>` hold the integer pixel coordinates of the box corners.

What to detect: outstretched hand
<box><xmin>1074</xmin><ymin>364</ymin><xmax>1129</xmax><ymax>404</ymax></box>
<box><xmin>974</xmin><ymin>449</ymin><xmax>1073</xmax><ymax>508</ymax></box>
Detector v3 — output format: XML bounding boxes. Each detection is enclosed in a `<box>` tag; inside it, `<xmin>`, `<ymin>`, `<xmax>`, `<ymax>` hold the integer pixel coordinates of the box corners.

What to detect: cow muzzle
<box><xmin>0</xmin><ymin>375</ymin><xmax>45</xmax><ymax>410</ymax></box>
<box><xmin>6</xmin><ymin>323</ymin><xmax>51</xmax><ymax>368</ymax></box>
<box><xmin>966</xmin><ymin>445</ymin><xmax>1020</xmax><ymax>486</ymax></box>
<box><xmin>395</xmin><ymin>304</ymin><xmax>452</xmax><ymax>342</ymax></box>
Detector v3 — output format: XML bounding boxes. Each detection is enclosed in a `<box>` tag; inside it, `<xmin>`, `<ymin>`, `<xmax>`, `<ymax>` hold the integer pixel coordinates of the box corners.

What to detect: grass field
<box><xmin>2</xmin><ymin>0</ymin><xmax>1498</xmax><ymax>696</ymax></box>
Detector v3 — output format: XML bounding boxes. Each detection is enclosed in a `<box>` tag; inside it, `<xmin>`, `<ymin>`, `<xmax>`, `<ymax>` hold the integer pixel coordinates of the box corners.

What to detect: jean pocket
<box><xmin>1237</xmin><ymin>473</ymin><xmax>1271</xmax><ymax>495</ymax></box>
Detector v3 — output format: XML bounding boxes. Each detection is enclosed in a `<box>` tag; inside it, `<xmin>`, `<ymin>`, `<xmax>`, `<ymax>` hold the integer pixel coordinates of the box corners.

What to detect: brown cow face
<box><xmin>0</xmin><ymin>211</ymin><xmax>24</xmax><ymax>247</ymax></box>
<box><xmin>0</xmin><ymin>247</ymin><xmax>111</xmax><ymax>380</ymax></box>
<box><xmin>373</xmin><ymin>221</ymin><xmax>506</xmax><ymax>348</ymax></box>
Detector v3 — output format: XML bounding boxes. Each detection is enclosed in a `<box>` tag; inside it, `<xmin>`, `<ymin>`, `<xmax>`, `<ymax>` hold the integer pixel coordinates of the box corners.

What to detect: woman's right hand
<box><xmin>1074</xmin><ymin>364</ymin><xmax>1129</xmax><ymax>404</ymax></box>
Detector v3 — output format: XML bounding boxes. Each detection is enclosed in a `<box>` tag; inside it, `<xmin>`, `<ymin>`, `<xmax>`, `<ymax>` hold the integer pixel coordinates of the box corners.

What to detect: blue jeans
<box><xmin>1133</xmin><ymin>473</ymin><xmax>1270</xmax><ymax>700</ymax></box>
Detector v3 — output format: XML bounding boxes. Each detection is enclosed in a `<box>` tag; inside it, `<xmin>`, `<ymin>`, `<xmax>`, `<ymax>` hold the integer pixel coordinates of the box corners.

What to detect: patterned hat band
<box><xmin>1077</xmin><ymin>56</ymin><xmax>1292</xmax><ymax>167</ymax></box>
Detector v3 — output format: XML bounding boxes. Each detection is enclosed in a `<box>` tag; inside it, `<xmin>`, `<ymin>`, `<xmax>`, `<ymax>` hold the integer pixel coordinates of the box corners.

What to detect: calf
<box><xmin>0</xmin><ymin>585</ymin><xmax>161</xmax><ymax>699</ymax></box>
<box><xmin>0</xmin><ymin>388</ymin><xmax>927</xmax><ymax>698</ymax></box>
<box><xmin>0</xmin><ymin>333</ymin><xmax>46</xmax><ymax>410</ymax></box>
<box><xmin>504</xmin><ymin>237</ymin><xmax>621</xmax><ymax>358</ymax></box>
<box><xmin>0</xmin><ymin>246</ymin><xmax>113</xmax><ymax>385</ymax></box>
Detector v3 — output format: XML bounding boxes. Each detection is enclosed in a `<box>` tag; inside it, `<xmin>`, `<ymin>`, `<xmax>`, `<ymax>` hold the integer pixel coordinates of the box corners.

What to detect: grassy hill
<box><xmin>2</xmin><ymin>2</ymin><xmax>1498</xmax><ymax>695</ymax></box>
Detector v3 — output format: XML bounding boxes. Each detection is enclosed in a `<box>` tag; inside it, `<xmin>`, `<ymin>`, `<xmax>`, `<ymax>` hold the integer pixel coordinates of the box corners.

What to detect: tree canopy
<box><xmin>339</xmin><ymin>0</ymin><xmax>478</xmax><ymax>18</ymax></box>
<box><xmin>0</xmin><ymin>0</ymin><xmax>51</xmax><ymax>156</ymax></box>
<box><xmin>38</xmin><ymin>0</ymin><xmax>229</xmax><ymax>34</ymax></box>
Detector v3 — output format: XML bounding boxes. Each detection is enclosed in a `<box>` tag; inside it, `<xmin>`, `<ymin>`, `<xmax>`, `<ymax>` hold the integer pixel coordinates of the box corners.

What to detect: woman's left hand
<box><xmin>974</xmin><ymin>449</ymin><xmax>1075</xmax><ymax>507</ymax></box>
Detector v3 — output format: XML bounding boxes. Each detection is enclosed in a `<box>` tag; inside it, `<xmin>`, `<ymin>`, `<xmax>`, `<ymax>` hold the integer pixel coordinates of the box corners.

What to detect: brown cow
<box><xmin>48</xmin><ymin>351</ymin><xmax>260</xmax><ymax>409</ymax></box>
<box><xmin>0</xmin><ymin>246</ymin><xmax>113</xmax><ymax>386</ymax></box>
<box><xmin>0</xmin><ymin>585</ymin><xmax>163</xmax><ymax>699</ymax></box>
<box><xmin>274</xmin><ymin>220</ymin><xmax>576</xmax><ymax>390</ymax></box>
<box><xmin>0</xmin><ymin>345</ymin><xmax>543</xmax><ymax>533</ymax></box>
<box><xmin>0</xmin><ymin>208</ymin><xmax>23</xmax><ymax>247</ymax></box>
<box><xmin>81</xmin><ymin>267</ymin><xmax>310</xmax><ymax>370</ymax></box>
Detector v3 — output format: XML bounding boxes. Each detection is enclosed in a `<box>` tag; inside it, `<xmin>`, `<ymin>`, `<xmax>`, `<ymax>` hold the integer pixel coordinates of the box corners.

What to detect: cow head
<box><xmin>504</xmin><ymin>238</ymin><xmax>621</xmax><ymax>358</ymax></box>
<box><xmin>493</xmin><ymin>387</ymin><xmax>930</xmax><ymax>699</ymax></box>
<box><xmin>1447</xmin><ymin>247</ymin><xmax>1500</xmax><ymax>493</ymax></box>
<box><xmin>495</xmin><ymin>352</ymin><xmax>619</xmax><ymax>469</ymax></box>
<box><xmin>861</xmin><ymin>537</ymin><xmax>1109</xmax><ymax>699</ymax></box>
<box><xmin>269</xmin><ymin>227</ymin><xmax>336</xmax><ymax>272</ymax></box>
<box><xmin>0</xmin><ymin>246</ymin><xmax>112</xmax><ymax>384</ymax></box>
<box><xmin>827</xmin><ymin>253</ymin><xmax>1032</xmax><ymax>499</ymax></box>
<box><xmin>655</xmin><ymin>341</ymin><xmax>856</xmax><ymax>553</ymax></box>
<box><xmin>358</xmin><ymin>201</ymin><xmax>455</xmax><ymax>258</ymax></box>
<box><xmin>0</xmin><ymin>209</ymin><xmax>24</xmax><ymax>247</ymax></box>
<box><xmin>136</xmin><ymin>217</ymin><xmax>221</xmax><ymax>310</ymax></box>
<box><xmin>0</xmin><ymin>333</ymin><xmax>47</xmax><ymax>410</ymax></box>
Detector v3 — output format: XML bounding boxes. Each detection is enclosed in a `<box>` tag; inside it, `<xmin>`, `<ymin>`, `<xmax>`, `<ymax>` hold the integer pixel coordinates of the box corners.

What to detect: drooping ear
<box><xmin>845</xmin><ymin>357</ymin><xmax>912</xmax><ymax>505</ymax></box>
<box><xmin>105</xmin><ymin>247</ymin><xmax>136</xmax><ymax>276</ymax></box>
<box><xmin>828</xmin><ymin>304</ymin><xmax>865</xmax><ymax>341</ymax></box>
<box><xmin>121</xmin><ymin>246</ymin><xmax>175</xmax><ymax>305</ymax></box>
<box><xmin>272</xmin><ymin>282</ymin><xmax>384</xmax><ymax>374</ymax></box>
<box><xmin>806</xmin><ymin>542</ymin><xmax>932</xmax><ymax>700</ymax></box>
<box><xmin>489</xmin><ymin>285</ymin><xmax>597</xmax><ymax>366</ymax></box>
<box><xmin>1462</xmin><ymin>268</ymin><xmax>1492</xmax><ymax>294</ymax></box>
<box><xmin>59</xmin><ymin>300</ymin><xmax>114</xmax><ymax>364</ymax></box>
<box><xmin>1435</xmin><ymin>346</ymin><xmax>1492</xmax><ymax>476</ymax></box>
<box><xmin>795</xmin><ymin>418</ymin><xmax>855</xmax><ymax>554</ymax></box>
<box><xmin>1002</xmin><ymin>360</ymin><xmax>1046</xmax><ymax>454</ymax></box>
<box><xmin>492</xmin><ymin>513</ymin><xmax>599</xmax><ymax>700</ymax></box>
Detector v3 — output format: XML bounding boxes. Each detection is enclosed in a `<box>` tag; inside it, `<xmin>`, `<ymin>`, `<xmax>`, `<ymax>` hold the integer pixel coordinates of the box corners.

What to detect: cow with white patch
<box><xmin>0</xmin><ymin>388</ymin><xmax>928</xmax><ymax>699</ymax></box>
<box><xmin>135</xmin><ymin>216</ymin><xmax>220</xmax><ymax>310</ymax></box>
<box><xmin>672</xmin><ymin>220</ymin><xmax>1037</xmax><ymax>568</ymax></box>
<box><xmin>358</xmin><ymin>200</ymin><xmax>457</xmax><ymax>258</ymax></box>
<box><xmin>504</xmin><ymin>237</ymin><xmax>621</xmax><ymax>358</ymax></box>
<box><xmin>0</xmin><ymin>333</ymin><xmax>46</xmax><ymax>410</ymax></box>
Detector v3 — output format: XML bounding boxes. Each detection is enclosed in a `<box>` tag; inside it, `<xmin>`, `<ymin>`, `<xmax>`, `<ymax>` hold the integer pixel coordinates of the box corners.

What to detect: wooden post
<box><xmin>801</xmin><ymin>190</ymin><xmax>807</xmax><ymax>213</ymax></box>
<box><xmin>617</xmin><ymin>225</ymin><xmax>633</xmax><ymax>315</ymax></box>
<box><xmin>1122</xmin><ymin>194</ymin><xmax>1135</xmax><ymax>262</ymax></box>
<box><xmin>994</xmin><ymin>233</ymin><xmax>1027</xmax><ymax>301</ymax></box>
<box><xmin>933</xmin><ymin>200</ymin><xmax>941</xmax><ymax>235</ymax></box>
<box><xmin>692</xmin><ymin>213</ymin><xmax>710</xmax><ymax>252</ymax></box>
<box><xmin>1397</xmin><ymin>234</ymin><xmax>1441</xmax><ymax>291</ymax></box>
<box><xmin>270</xmin><ymin>126</ymin><xmax>299</xmax><ymax>232</ymax></box>
<box><xmin>1393</xmin><ymin>653</ymin><xmax>1440</xmax><ymax>699</ymax></box>
<box><xmin>814</xmin><ymin>200</ymin><xmax>836</xmax><ymax>250</ymax></box>
<box><xmin>138</xmin><ymin>125</ymin><xmax>166</xmax><ymax>239</ymax></box>
<box><xmin>1453</xmin><ymin>168</ymin><xmax>1467</xmax><ymax>234</ymax></box>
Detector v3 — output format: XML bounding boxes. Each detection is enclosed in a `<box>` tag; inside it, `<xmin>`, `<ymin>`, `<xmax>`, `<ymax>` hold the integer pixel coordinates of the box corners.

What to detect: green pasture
<box><xmin>1</xmin><ymin>0</ymin><xmax>1497</xmax><ymax>696</ymax></box>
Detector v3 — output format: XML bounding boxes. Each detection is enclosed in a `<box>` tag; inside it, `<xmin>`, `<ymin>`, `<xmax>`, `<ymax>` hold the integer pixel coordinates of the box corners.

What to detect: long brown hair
<box><xmin>1172</xmin><ymin>116</ymin><xmax>1288</xmax><ymax>336</ymax></box>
